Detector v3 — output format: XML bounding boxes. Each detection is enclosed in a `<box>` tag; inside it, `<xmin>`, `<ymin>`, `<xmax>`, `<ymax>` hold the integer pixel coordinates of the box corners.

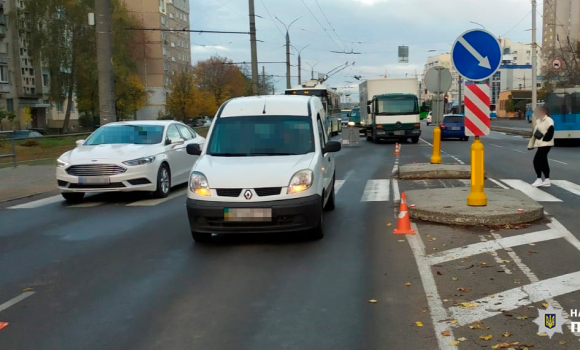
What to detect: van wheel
<box><xmin>309</xmin><ymin>200</ymin><xmax>324</xmax><ymax>240</ymax></box>
<box><xmin>411</xmin><ymin>137</ymin><xmax>419</xmax><ymax>144</ymax></box>
<box><xmin>372</xmin><ymin>132</ymin><xmax>378</xmax><ymax>143</ymax></box>
<box><xmin>62</xmin><ymin>192</ymin><xmax>85</xmax><ymax>203</ymax></box>
<box><xmin>325</xmin><ymin>176</ymin><xmax>336</xmax><ymax>211</ymax></box>
<box><xmin>191</xmin><ymin>231</ymin><xmax>212</xmax><ymax>243</ymax></box>
<box><xmin>153</xmin><ymin>163</ymin><xmax>171</xmax><ymax>198</ymax></box>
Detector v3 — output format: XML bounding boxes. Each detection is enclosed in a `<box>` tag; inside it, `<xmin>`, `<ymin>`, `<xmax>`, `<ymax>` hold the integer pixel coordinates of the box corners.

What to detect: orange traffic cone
<box><xmin>393</xmin><ymin>192</ymin><xmax>415</xmax><ymax>235</ymax></box>
<box><xmin>395</xmin><ymin>143</ymin><xmax>400</xmax><ymax>156</ymax></box>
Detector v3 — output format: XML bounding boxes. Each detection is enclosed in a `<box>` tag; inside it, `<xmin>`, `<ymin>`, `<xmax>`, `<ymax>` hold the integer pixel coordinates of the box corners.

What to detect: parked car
<box><xmin>56</xmin><ymin>121</ymin><xmax>205</xmax><ymax>202</ymax></box>
<box><xmin>426</xmin><ymin>112</ymin><xmax>433</xmax><ymax>126</ymax></box>
<box><xmin>440</xmin><ymin>114</ymin><xmax>469</xmax><ymax>141</ymax></box>
<box><xmin>185</xmin><ymin>95</ymin><xmax>341</xmax><ymax>242</ymax></box>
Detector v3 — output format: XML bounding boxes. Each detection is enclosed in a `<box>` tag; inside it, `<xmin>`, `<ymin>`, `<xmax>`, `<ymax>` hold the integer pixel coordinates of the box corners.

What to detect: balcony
<box><xmin>0</xmin><ymin>53</ymin><xmax>7</xmax><ymax>64</ymax></box>
<box><xmin>0</xmin><ymin>83</ymin><xmax>10</xmax><ymax>93</ymax></box>
<box><xmin>0</xmin><ymin>26</ymin><xmax>5</xmax><ymax>38</ymax></box>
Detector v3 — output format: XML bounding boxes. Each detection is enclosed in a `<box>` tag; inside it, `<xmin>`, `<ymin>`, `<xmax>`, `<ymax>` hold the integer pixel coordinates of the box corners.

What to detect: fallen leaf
<box><xmin>441</xmin><ymin>331</ymin><xmax>451</xmax><ymax>336</ymax></box>
<box><xmin>432</xmin><ymin>237</ymin><xmax>437</xmax><ymax>241</ymax></box>
<box><xmin>538</xmin><ymin>332</ymin><xmax>548</xmax><ymax>337</ymax></box>
<box><xmin>368</xmin><ymin>299</ymin><xmax>377</xmax><ymax>303</ymax></box>
<box><xmin>458</xmin><ymin>337</ymin><xmax>466</xmax><ymax>342</ymax></box>
<box><xmin>502</xmin><ymin>332</ymin><xmax>512</xmax><ymax>337</ymax></box>
<box><xmin>420</xmin><ymin>309</ymin><xmax>428</xmax><ymax>313</ymax></box>
<box><xmin>460</xmin><ymin>302</ymin><xmax>479</xmax><ymax>308</ymax></box>
<box><xmin>559</xmin><ymin>340</ymin><xmax>567</xmax><ymax>345</ymax></box>
<box><xmin>397</xmin><ymin>240</ymin><xmax>405</xmax><ymax>243</ymax></box>
<box><xmin>479</xmin><ymin>334</ymin><xmax>493</xmax><ymax>341</ymax></box>
<box><xmin>450</xmin><ymin>341</ymin><xmax>460</xmax><ymax>346</ymax></box>
<box><xmin>514</xmin><ymin>279</ymin><xmax>521</xmax><ymax>284</ymax></box>
<box><xmin>481</xmin><ymin>261</ymin><xmax>487</xmax><ymax>265</ymax></box>
<box><xmin>502</xmin><ymin>260</ymin><xmax>511</xmax><ymax>263</ymax></box>
<box><xmin>529</xmin><ymin>243</ymin><xmax>536</xmax><ymax>246</ymax></box>
<box><xmin>492</xmin><ymin>345</ymin><xmax>500</xmax><ymax>350</ymax></box>
<box><xmin>450</xmin><ymin>320</ymin><xmax>458</xmax><ymax>324</ymax></box>
<box><xmin>451</xmin><ymin>277</ymin><xmax>458</xmax><ymax>281</ymax></box>
<box><xmin>22</xmin><ymin>287</ymin><xmax>34</xmax><ymax>292</ymax></box>
<box><xmin>405</xmin><ymin>282</ymin><xmax>411</xmax><ymax>287</ymax></box>
<box><xmin>542</xmin><ymin>302</ymin><xmax>549</xmax><ymax>309</ymax></box>
<box><xmin>442</xmin><ymin>244</ymin><xmax>447</xmax><ymax>247</ymax></box>
<box><xmin>515</xmin><ymin>315</ymin><xmax>529</xmax><ymax>320</ymax></box>
<box><xmin>416</xmin><ymin>321</ymin><xmax>423</xmax><ymax>327</ymax></box>
<box><xmin>437</xmin><ymin>271</ymin><xmax>443</xmax><ymax>276</ymax></box>
<box><xmin>387</xmin><ymin>223</ymin><xmax>392</xmax><ymax>227</ymax></box>
<box><xmin>469</xmin><ymin>324</ymin><xmax>481</xmax><ymax>330</ymax></box>
<box><xmin>433</xmin><ymin>248</ymin><xmax>438</xmax><ymax>251</ymax></box>
<box><xmin>457</xmin><ymin>287</ymin><xmax>472</xmax><ymax>293</ymax></box>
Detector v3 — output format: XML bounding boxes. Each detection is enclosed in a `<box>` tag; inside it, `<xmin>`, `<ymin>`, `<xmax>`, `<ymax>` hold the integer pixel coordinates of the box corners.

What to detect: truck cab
<box><xmin>366</xmin><ymin>93</ymin><xmax>421</xmax><ymax>143</ymax></box>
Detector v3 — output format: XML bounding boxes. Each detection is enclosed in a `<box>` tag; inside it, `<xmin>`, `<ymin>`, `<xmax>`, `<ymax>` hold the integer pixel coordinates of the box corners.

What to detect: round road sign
<box><xmin>424</xmin><ymin>66</ymin><xmax>452</xmax><ymax>95</ymax></box>
<box><xmin>451</xmin><ymin>29</ymin><xmax>502</xmax><ymax>81</ymax></box>
<box><xmin>552</xmin><ymin>58</ymin><xmax>562</xmax><ymax>70</ymax></box>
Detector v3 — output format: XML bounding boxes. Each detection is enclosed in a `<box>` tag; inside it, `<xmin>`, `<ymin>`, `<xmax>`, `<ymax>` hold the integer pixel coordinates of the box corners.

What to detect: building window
<box><xmin>0</xmin><ymin>66</ymin><xmax>8</xmax><ymax>83</ymax></box>
<box><xmin>162</xmin><ymin>47</ymin><xmax>167</xmax><ymax>56</ymax></box>
<box><xmin>42</xmin><ymin>74</ymin><xmax>49</xmax><ymax>87</ymax></box>
<box><xmin>29</xmin><ymin>68</ymin><xmax>34</xmax><ymax>75</ymax></box>
<box><xmin>71</xmin><ymin>100</ymin><xmax>75</xmax><ymax>112</ymax></box>
<box><xmin>6</xmin><ymin>99</ymin><xmax>13</xmax><ymax>112</ymax></box>
<box><xmin>170</xmin><ymin>13</ymin><xmax>174</xmax><ymax>19</ymax></box>
<box><xmin>160</xmin><ymin>15</ymin><xmax>166</xmax><ymax>25</ymax></box>
<box><xmin>30</xmin><ymin>87</ymin><xmax>35</xmax><ymax>95</ymax></box>
<box><xmin>56</xmin><ymin>101</ymin><xmax>63</xmax><ymax>112</ymax></box>
<box><xmin>161</xmin><ymin>31</ymin><xmax>166</xmax><ymax>40</ymax></box>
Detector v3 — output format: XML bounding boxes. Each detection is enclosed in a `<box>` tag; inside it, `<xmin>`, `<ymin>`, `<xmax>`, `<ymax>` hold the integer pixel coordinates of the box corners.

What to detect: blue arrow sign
<box><xmin>452</xmin><ymin>29</ymin><xmax>502</xmax><ymax>81</ymax></box>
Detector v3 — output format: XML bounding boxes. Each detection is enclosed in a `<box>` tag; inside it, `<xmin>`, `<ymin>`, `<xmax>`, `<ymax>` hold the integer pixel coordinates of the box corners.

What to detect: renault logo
<box><xmin>244</xmin><ymin>190</ymin><xmax>252</xmax><ymax>200</ymax></box>
<box><xmin>396</xmin><ymin>121</ymin><xmax>402</xmax><ymax>128</ymax></box>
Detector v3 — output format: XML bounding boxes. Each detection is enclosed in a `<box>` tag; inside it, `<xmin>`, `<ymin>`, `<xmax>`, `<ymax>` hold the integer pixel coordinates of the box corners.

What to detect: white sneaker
<box><xmin>531</xmin><ymin>179</ymin><xmax>543</xmax><ymax>187</ymax></box>
<box><xmin>541</xmin><ymin>179</ymin><xmax>551</xmax><ymax>187</ymax></box>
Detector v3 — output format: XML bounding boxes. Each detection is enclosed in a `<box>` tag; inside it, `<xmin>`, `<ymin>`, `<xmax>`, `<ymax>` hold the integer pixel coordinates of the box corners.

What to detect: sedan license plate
<box><xmin>394</xmin><ymin>130</ymin><xmax>405</xmax><ymax>135</ymax></box>
<box><xmin>224</xmin><ymin>208</ymin><xmax>272</xmax><ymax>222</ymax></box>
<box><xmin>451</xmin><ymin>127</ymin><xmax>461</xmax><ymax>131</ymax></box>
<box><xmin>78</xmin><ymin>176</ymin><xmax>110</xmax><ymax>185</ymax></box>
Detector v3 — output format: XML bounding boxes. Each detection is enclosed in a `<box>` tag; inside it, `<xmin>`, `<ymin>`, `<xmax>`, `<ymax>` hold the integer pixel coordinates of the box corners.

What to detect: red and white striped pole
<box><xmin>465</xmin><ymin>83</ymin><xmax>490</xmax><ymax>206</ymax></box>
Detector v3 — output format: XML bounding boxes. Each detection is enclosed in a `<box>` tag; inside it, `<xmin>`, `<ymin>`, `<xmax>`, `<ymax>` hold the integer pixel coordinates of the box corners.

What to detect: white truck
<box><xmin>359</xmin><ymin>78</ymin><xmax>421</xmax><ymax>143</ymax></box>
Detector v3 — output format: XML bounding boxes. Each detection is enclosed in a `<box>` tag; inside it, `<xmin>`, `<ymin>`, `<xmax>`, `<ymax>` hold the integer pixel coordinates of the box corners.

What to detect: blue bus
<box><xmin>525</xmin><ymin>101</ymin><xmax>544</xmax><ymax>123</ymax></box>
<box><xmin>545</xmin><ymin>88</ymin><xmax>580</xmax><ymax>141</ymax></box>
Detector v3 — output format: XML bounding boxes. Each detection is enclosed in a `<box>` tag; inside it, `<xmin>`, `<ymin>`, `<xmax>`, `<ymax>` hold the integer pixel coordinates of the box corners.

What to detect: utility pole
<box><xmin>248</xmin><ymin>0</ymin><xmax>259</xmax><ymax>95</ymax></box>
<box><xmin>531</xmin><ymin>0</ymin><xmax>538</xmax><ymax>125</ymax></box>
<box><xmin>276</xmin><ymin>17</ymin><xmax>300</xmax><ymax>89</ymax></box>
<box><xmin>457</xmin><ymin>76</ymin><xmax>462</xmax><ymax>114</ymax></box>
<box><xmin>294</xmin><ymin>45</ymin><xmax>309</xmax><ymax>85</ymax></box>
<box><xmin>95</xmin><ymin>0</ymin><xmax>116</xmax><ymax>125</ymax></box>
<box><xmin>305</xmin><ymin>62</ymin><xmax>318</xmax><ymax>80</ymax></box>
<box><xmin>262</xmin><ymin>65</ymin><xmax>265</xmax><ymax>94</ymax></box>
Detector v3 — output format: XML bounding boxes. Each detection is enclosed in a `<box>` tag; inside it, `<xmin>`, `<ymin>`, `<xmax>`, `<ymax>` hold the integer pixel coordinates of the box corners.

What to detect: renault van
<box><xmin>185</xmin><ymin>95</ymin><xmax>341</xmax><ymax>242</ymax></box>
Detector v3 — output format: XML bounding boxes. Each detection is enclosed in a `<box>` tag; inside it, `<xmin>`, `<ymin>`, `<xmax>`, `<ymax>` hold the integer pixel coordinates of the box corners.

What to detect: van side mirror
<box><xmin>186</xmin><ymin>143</ymin><xmax>202</xmax><ymax>155</ymax></box>
<box><xmin>367</xmin><ymin>106</ymin><xmax>371</xmax><ymax>114</ymax></box>
<box><xmin>76</xmin><ymin>139</ymin><xmax>85</xmax><ymax>147</ymax></box>
<box><xmin>322</xmin><ymin>140</ymin><xmax>341</xmax><ymax>153</ymax></box>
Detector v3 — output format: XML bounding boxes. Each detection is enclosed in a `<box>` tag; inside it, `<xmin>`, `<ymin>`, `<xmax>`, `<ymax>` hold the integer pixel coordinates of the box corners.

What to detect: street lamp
<box><xmin>292</xmin><ymin>44</ymin><xmax>310</xmax><ymax>85</ymax></box>
<box><xmin>276</xmin><ymin>16</ymin><xmax>301</xmax><ymax>89</ymax></box>
<box><xmin>305</xmin><ymin>61</ymin><xmax>319</xmax><ymax>80</ymax></box>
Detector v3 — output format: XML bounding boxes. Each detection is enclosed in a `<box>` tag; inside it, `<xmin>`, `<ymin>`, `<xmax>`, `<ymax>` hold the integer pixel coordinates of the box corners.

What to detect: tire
<box><xmin>309</xmin><ymin>200</ymin><xmax>324</xmax><ymax>240</ymax></box>
<box><xmin>462</xmin><ymin>137</ymin><xmax>470</xmax><ymax>141</ymax></box>
<box><xmin>153</xmin><ymin>163</ymin><xmax>171</xmax><ymax>198</ymax></box>
<box><xmin>62</xmin><ymin>192</ymin><xmax>84</xmax><ymax>202</ymax></box>
<box><xmin>191</xmin><ymin>230</ymin><xmax>212</xmax><ymax>243</ymax></box>
<box><xmin>325</xmin><ymin>176</ymin><xmax>336</xmax><ymax>211</ymax></box>
<box><xmin>411</xmin><ymin>137</ymin><xmax>419</xmax><ymax>144</ymax></box>
<box><xmin>372</xmin><ymin>132</ymin><xmax>378</xmax><ymax>143</ymax></box>
<box><xmin>366</xmin><ymin>135</ymin><xmax>372</xmax><ymax>141</ymax></box>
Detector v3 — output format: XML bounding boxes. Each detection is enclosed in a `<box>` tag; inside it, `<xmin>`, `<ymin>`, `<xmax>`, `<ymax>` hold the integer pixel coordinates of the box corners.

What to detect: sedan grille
<box><xmin>66</xmin><ymin>164</ymin><xmax>127</xmax><ymax>176</ymax></box>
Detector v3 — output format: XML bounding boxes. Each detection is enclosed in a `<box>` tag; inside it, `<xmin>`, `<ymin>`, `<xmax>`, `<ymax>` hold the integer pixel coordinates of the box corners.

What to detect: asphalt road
<box><xmin>1</xmin><ymin>127</ymin><xmax>580</xmax><ymax>350</ymax></box>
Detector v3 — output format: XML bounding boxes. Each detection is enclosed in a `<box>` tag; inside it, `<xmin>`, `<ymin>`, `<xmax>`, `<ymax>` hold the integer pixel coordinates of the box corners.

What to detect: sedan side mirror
<box><xmin>76</xmin><ymin>139</ymin><xmax>85</xmax><ymax>147</ymax></box>
<box><xmin>322</xmin><ymin>140</ymin><xmax>341</xmax><ymax>153</ymax></box>
<box><xmin>186</xmin><ymin>143</ymin><xmax>202</xmax><ymax>155</ymax></box>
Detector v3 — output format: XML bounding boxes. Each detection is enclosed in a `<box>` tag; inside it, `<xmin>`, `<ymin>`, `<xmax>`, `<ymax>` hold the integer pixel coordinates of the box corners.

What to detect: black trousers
<box><xmin>533</xmin><ymin>146</ymin><xmax>551</xmax><ymax>178</ymax></box>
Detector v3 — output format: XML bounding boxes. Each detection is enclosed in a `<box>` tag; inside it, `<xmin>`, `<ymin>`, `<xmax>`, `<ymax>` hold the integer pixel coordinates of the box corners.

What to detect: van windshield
<box><xmin>377</xmin><ymin>96</ymin><xmax>419</xmax><ymax>115</ymax></box>
<box><xmin>207</xmin><ymin>116</ymin><xmax>315</xmax><ymax>157</ymax></box>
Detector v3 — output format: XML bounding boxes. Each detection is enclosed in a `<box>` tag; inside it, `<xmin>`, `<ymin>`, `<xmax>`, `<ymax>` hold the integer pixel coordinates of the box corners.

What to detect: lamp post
<box><xmin>276</xmin><ymin>16</ymin><xmax>300</xmax><ymax>89</ymax></box>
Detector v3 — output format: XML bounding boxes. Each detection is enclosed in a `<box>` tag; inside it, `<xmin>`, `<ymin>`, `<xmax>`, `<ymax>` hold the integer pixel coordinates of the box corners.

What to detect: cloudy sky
<box><xmin>189</xmin><ymin>0</ymin><xmax>542</xmax><ymax>97</ymax></box>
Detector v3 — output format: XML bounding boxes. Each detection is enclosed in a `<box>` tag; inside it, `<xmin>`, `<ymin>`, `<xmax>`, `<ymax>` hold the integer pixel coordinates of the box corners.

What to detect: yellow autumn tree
<box><xmin>166</xmin><ymin>72</ymin><xmax>216</xmax><ymax>120</ymax></box>
<box><xmin>115</xmin><ymin>74</ymin><xmax>147</xmax><ymax>120</ymax></box>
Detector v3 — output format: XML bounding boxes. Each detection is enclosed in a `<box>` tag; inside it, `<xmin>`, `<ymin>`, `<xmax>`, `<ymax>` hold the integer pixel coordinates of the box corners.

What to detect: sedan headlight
<box><xmin>122</xmin><ymin>156</ymin><xmax>156</xmax><ymax>166</ymax></box>
<box><xmin>189</xmin><ymin>171</ymin><xmax>211</xmax><ymax>196</ymax></box>
<box><xmin>56</xmin><ymin>159</ymin><xmax>68</xmax><ymax>168</ymax></box>
<box><xmin>287</xmin><ymin>169</ymin><xmax>313</xmax><ymax>194</ymax></box>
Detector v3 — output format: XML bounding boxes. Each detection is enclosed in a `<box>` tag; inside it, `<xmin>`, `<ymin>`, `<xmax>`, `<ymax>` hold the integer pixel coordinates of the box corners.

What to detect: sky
<box><xmin>188</xmin><ymin>0</ymin><xmax>542</xmax><ymax>100</ymax></box>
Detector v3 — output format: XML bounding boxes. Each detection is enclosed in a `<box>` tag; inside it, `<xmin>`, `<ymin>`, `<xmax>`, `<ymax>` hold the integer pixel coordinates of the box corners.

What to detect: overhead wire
<box><xmin>299</xmin><ymin>0</ymin><xmax>344</xmax><ymax>52</ymax></box>
<box><xmin>313</xmin><ymin>0</ymin><xmax>349</xmax><ymax>51</ymax></box>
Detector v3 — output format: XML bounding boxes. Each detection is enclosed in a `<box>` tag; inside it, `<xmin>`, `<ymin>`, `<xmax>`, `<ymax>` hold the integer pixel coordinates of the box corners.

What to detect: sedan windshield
<box><xmin>84</xmin><ymin>125</ymin><xmax>165</xmax><ymax>145</ymax></box>
<box><xmin>377</xmin><ymin>96</ymin><xmax>419</xmax><ymax>115</ymax></box>
<box><xmin>207</xmin><ymin>116</ymin><xmax>314</xmax><ymax>156</ymax></box>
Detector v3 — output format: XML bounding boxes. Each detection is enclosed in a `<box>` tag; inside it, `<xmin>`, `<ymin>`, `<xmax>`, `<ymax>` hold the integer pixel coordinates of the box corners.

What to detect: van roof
<box><xmin>220</xmin><ymin>95</ymin><xmax>313</xmax><ymax>118</ymax></box>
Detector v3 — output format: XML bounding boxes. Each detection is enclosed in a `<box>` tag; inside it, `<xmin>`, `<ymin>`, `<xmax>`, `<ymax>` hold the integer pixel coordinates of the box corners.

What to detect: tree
<box><xmin>505</xmin><ymin>96</ymin><xmax>515</xmax><ymax>113</ymax></box>
<box><xmin>0</xmin><ymin>110</ymin><xmax>16</xmax><ymax>131</ymax></box>
<box><xmin>542</xmin><ymin>40</ymin><xmax>580</xmax><ymax>91</ymax></box>
<box><xmin>166</xmin><ymin>72</ymin><xmax>216</xmax><ymax>120</ymax></box>
<box><xmin>115</xmin><ymin>75</ymin><xmax>147</xmax><ymax>120</ymax></box>
<box><xmin>193</xmin><ymin>56</ymin><xmax>247</xmax><ymax>107</ymax></box>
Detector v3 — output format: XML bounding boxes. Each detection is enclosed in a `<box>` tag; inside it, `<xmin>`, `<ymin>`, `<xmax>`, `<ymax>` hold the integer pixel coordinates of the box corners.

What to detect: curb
<box><xmin>491</xmin><ymin>126</ymin><xmax>532</xmax><ymax>137</ymax></box>
<box><xmin>0</xmin><ymin>189</ymin><xmax>56</xmax><ymax>204</ymax></box>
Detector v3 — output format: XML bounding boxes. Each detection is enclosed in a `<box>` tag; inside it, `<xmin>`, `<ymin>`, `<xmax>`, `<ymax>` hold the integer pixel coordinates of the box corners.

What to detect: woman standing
<box><xmin>528</xmin><ymin>106</ymin><xmax>555</xmax><ymax>187</ymax></box>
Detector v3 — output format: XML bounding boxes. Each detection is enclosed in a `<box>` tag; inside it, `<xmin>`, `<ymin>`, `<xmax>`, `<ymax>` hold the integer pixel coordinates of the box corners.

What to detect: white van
<box><xmin>185</xmin><ymin>95</ymin><xmax>341</xmax><ymax>242</ymax></box>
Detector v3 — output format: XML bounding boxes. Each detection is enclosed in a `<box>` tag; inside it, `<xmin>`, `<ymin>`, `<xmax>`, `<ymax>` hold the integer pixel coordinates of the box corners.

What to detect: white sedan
<box><xmin>56</xmin><ymin>121</ymin><xmax>205</xmax><ymax>202</ymax></box>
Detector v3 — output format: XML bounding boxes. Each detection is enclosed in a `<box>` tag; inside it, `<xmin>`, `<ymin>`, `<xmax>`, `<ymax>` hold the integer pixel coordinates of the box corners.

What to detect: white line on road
<box><xmin>0</xmin><ymin>292</ymin><xmax>35</xmax><ymax>313</ymax></box>
<box><xmin>490</xmin><ymin>144</ymin><xmax>504</xmax><ymax>148</ymax></box>
<box><xmin>489</xmin><ymin>178</ymin><xmax>510</xmax><ymax>189</ymax></box>
<box><xmin>360</xmin><ymin>179</ymin><xmax>390</xmax><ymax>202</ymax></box>
<box><xmin>512</xmin><ymin>149</ymin><xmax>526</xmax><ymax>154</ymax></box>
<box><xmin>8</xmin><ymin>195</ymin><xmax>63</xmax><ymax>209</ymax></box>
<box><xmin>334</xmin><ymin>180</ymin><xmax>345</xmax><ymax>194</ymax></box>
<box><xmin>126</xmin><ymin>188</ymin><xmax>187</xmax><ymax>207</ymax></box>
<box><xmin>457</xmin><ymin>179</ymin><xmax>471</xmax><ymax>186</ymax></box>
<box><xmin>406</xmin><ymin>226</ymin><xmax>458</xmax><ymax>350</ymax></box>
<box><xmin>501</xmin><ymin>179</ymin><xmax>562</xmax><ymax>202</ymax></box>
<box><xmin>68</xmin><ymin>201</ymin><xmax>105</xmax><ymax>208</ymax></box>
<box><xmin>420</xmin><ymin>138</ymin><xmax>433</xmax><ymax>146</ymax></box>
<box><xmin>549</xmin><ymin>158</ymin><xmax>568</xmax><ymax>165</ymax></box>
<box><xmin>479</xmin><ymin>235</ymin><xmax>512</xmax><ymax>274</ymax></box>
<box><xmin>392</xmin><ymin>179</ymin><xmax>400</xmax><ymax>203</ymax></box>
<box><xmin>427</xmin><ymin>228</ymin><xmax>563</xmax><ymax>265</ymax></box>
<box><xmin>552</xmin><ymin>180</ymin><xmax>580</xmax><ymax>197</ymax></box>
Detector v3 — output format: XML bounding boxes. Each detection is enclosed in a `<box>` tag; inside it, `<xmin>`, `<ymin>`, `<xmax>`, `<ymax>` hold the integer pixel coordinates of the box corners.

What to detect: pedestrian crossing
<box><xmin>5</xmin><ymin>177</ymin><xmax>580</xmax><ymax>210</ymax></box>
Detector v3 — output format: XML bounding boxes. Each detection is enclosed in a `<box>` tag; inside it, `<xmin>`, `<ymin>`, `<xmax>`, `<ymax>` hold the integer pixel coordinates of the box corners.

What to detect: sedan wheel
<box><xmin>154</xmin><ymin>164</ymin><xmax>171</xmax><ymax>198</ymax></box>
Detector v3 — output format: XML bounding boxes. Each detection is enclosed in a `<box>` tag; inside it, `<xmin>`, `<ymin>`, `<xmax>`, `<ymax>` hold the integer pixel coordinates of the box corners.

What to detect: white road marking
<box><xmin>512</xmin><ymin>149</ymin><xmax>526</xmax><ymax>154</ymax></box>
<box><xmin>8</xmin><ymin>195</ymin><xmax>63</xmax><ymax>209</ymax></box>
<box><xmin>420</xmin><ymin>138</ymin><xmax>433</xmax><ymax>146</ymax></box>
<box><xmin>449</xmin><ymin>270</ymin><xmax>580</xmax><ymax>327</ymax></box>
<box><xmin>392</xmin><ymin>179</ymin><xmax>400</xmax><ymax>203</ymax></box>
<box><xmin>428</xmin><ymin>228</ymin><xmax>562</xmax><ymax>265</ymax></box>
<box><xmin>490</xmin><ymin>143</ymin><xmax>504</xmax><ymax>148</ymax></box>
<box><xmin>0</xmin><ymin>292</ymin><xmax>35</xmax><ymax>313</ymax></box>
<box><xmin>406</xmin><ymin>226</ymin><xmax>458</xmax><ymax>350</ymax></box>
<box><xmin>68</xmin><ymin>201</ymin><xmax>105</xmax><ymax>208</ymax></box>
<box><xmin>552</xmin><ymin>180</ymin><xmax>580</xmax><ymax>197</ymax></box>
<box><xmin>360</xmin><ymin>179</ymin><xmax>390</xmax><ymax>202</ymax></box>
<box><xmin>549</xmin><ymin>158</ymin><xmax>568</xmax><ymax>165</ymax></box>
<box><xmin>126</xmin><ymin>188</ymin><xmax>187</xmax><ymax>207</ymax></box>
<box><xmin>334</xmin><ymin>180</ymin><xmax>345</xmax><ymax>194</ymax></box>
<box><xmin>457</xmin><ymin>179</ymin><xmax>471</xmax><ymax>186</ymax></box>
<box><xmin>501</xmin><ymin>179</ymin><xmax>562</xmax><ymax>202</ymax></box>
<box><xmin>479</xmin><ymin>235</ymin><xmax>512</xmax><ymax>274</ymax></box>
<box><xmin>489</xmin><ymin>178</ymin><xmax>510</xmax><ymax>189</ymax></box>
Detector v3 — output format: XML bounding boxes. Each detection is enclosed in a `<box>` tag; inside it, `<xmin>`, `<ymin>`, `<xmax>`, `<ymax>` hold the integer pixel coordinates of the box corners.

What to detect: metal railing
<box><xmin>0</xmin><ymin>131</ymin><xmax>16</xmax><ymax>167</ymax></box>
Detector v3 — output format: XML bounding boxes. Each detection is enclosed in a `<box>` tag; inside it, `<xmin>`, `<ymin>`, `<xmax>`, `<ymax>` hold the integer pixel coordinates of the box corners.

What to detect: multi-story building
<box><xmin>542</xmin><ymin>0</ymin><xmax>580</xmax><ymax>66</ymax></box>
<box><xmin>0</xmin><ymin>0</ymin><xmax>79</xmax><ymax>131</ymax></box>
<box><xmin>420</xmin><ymin>53</ymin><xmax>462</xmax><ymax>110</ymax></box>
<box><xmin>124</xmin><ymin>0</ymin><xmax>192</xmax><ymax>119</ymax></box>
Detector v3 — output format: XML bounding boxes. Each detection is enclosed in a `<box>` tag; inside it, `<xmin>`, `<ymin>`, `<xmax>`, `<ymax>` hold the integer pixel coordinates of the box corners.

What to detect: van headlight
<box><xmin>189</xmin><ymin>171</ymin><xmax>211</xmax><ymax>196</ymax></box>
<box><xmin>123</xmin><ymin>156</ymin><xmax>156</xmax><ymax>166</ymax></box>
<box><xmin>287</xmin><ymin>169</ymin><xmax>313</xmax><ymax>194</ymax></box>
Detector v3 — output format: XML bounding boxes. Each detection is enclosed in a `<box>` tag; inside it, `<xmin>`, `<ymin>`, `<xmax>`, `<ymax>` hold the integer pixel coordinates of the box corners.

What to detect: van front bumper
<box><xmin>375</xmin><ymin>129</ymin><xmax>421</xmax><ymax>138</ymax></box>
<box><xmin>187</xmin><ymin>194</ymin><xmax>322</xmax><ymax>234</ymax></box>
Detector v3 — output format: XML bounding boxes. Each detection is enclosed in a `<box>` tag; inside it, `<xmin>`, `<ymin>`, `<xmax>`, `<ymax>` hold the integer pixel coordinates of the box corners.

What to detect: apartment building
<box><xmin>420</xmin><ymin>53</ymin><xmax>462</xmax><ymax>109</ymax></box>
<box><xmin>0</xmin><ymin>0</ymin><xmax>79</xmax><ymax>131</ymax></box>
<box><xmin>124</xmin><ymin>0</ymin><xmax>192</xmax><ymax>119</ymax></box>
<box><xmin>542</xmin><ymin>0</ymin><xmax>580</xmax><ymax>65</ymax></box>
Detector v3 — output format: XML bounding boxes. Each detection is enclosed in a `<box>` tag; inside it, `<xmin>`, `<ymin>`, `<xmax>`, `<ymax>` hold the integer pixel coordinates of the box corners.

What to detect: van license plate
<box><xmin>224</xmin><ymin>208</ymin><xmax>272</xmax><ymax>222</ymax></box>
<box><xmin>394</xmin><ymin>131</ymin><xmax>405</xmax><ymax>135</ymax></box>
<box><xmin>78</xmin><ymin>177</ymin><xmax>110</xmax><ymax>185</ymax></box>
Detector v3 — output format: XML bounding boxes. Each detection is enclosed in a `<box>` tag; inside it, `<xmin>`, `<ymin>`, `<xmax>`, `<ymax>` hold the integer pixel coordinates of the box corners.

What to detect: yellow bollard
<box><xmin>430</xmin><ymin>126</ymin><xmax>442</xmax><ymax>164</ymax></box>
<box><xmin>467</xmin><ymin>136</ymin><xmax>487</xmax><ymax>206</ymax></box>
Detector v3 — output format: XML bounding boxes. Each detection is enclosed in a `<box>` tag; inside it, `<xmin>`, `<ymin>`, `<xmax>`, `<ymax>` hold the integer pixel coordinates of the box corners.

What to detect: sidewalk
<box><xmin>0</xmin><ymin>164</ymin><xmax>56</xmax><ymax>202</ymax></box>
